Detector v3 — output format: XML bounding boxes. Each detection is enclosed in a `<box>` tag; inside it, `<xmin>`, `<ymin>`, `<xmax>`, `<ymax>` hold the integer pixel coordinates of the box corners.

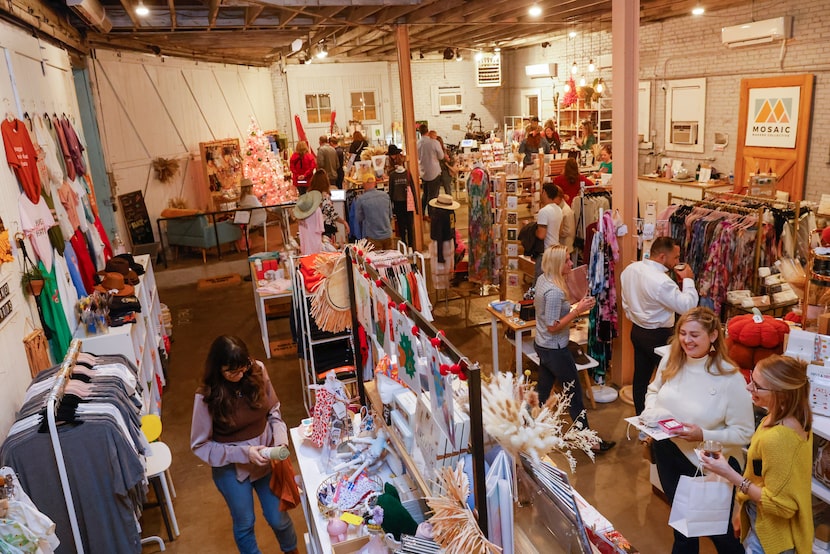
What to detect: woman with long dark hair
<box><xmin>552</xmin><ymin>158</ymin><xmax>592</xmax><ymax>206</ymax></box>
<box><xmin>191</xmin><ymin>335</ymin><xmax>298</xmax><ymax>554</ymax></box>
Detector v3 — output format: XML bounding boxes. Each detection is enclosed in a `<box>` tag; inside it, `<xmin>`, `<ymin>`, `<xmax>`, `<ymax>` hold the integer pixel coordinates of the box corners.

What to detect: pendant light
<box><xmin>587</xmin><ymin>20</ymin><xmax>595</xmax><ymax>73</ymax></box>
<box><xmin>570</xmin><ymin>20</ymin><xmax>578</xmax><ymax>74</ymax></box>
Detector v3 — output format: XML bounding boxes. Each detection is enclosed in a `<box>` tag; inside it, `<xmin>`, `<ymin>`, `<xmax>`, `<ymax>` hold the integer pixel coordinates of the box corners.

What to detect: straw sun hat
<box><xmin>293</xmin><ymin>190</ymin><xmax>322</xmax><ymax>220</ymax></box>
<box><xmin>428</xmin><ymin>193</ymin><xmax>460</xmax><ymax>211</ymax></box>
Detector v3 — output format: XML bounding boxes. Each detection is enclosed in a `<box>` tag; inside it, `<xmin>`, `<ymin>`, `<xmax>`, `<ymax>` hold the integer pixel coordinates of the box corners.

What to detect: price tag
<box><xmin>333</xmin><ymin>401</ymin><xmax>348</xmax><ymax>420</ymax></box>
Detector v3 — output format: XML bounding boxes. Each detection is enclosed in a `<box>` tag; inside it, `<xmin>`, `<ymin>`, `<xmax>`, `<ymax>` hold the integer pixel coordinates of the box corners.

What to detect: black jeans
<box><xmin>421</xmin><ymin>176</ymin><xmax>442</xmax><ymax>216</ymax></box>
<box><xmin>533</xmin><ymin>343</ymin><xmax>588</xmax><ymax>429</ymax></box>
<box><xmin>652</xmin><ymin>439</ymin><xmax>743</xmax><ymax>554</ymax></box>
<box><xmin>393</xmin><ymin>201</ymin><xmax>414</xmax><ymax>248</ymax></box>
<box><xmin>631</xmin><ymin>324</ymin><xmax>673</xmax><ymax>415</ymax></box>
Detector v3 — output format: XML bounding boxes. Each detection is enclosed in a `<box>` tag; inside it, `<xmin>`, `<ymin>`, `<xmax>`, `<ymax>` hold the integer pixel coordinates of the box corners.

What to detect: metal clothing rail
<box><xmin>668</xmin><ymin>193</ymin><xmax>765</xmax><ymax>290</ymax></box>
<box><xmin>703</xmin><ymin>190</ymin><xmax>803</xmax><ymax>260</ymax></box>
<box><xmin>46</xmin><ymin>339</ymin><xmax>84</xmax><ymax>554</ymax></box>
<box><xmin>345</xmin><ymin>245</ymin><xmax>489</xmax><ymax>538</ymax></box>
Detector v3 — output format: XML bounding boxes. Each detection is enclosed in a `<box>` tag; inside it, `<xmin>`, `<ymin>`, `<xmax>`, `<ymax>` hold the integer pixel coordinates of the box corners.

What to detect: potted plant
<box><xmin>21</xmin><ymin>266</ymin><xmax>45</xmax><ymax>297</ymax></box>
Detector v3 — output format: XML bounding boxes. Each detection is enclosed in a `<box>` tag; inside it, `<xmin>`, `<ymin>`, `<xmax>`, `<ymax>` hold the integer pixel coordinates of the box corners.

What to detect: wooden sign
<box><xmin>118</xmin><ymin>190</ymin><xmax>154</xmax><ymax>246</ymax></box>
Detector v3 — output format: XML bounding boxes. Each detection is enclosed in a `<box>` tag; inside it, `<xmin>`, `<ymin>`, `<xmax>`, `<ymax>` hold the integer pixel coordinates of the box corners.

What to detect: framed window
<box><xmin>305</xmin><ymin>93</ymin><xmax>331</xmax><ymax>124</ymax></box>
<box><xmin>350</xmin><ymin>91</ymin><xmax>377</xmax><ymax>121</ymax></box>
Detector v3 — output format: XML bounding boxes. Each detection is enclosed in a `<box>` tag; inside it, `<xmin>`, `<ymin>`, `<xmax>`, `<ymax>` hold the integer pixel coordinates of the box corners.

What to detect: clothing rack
<box><xmin>668</xmin><ymin>193</ymin><xmax>765</xmax><ymax>291</ymax></box>
<box><xmin>703</xmin><ymin>190</ymin><xmax>802</xmax><ymax>259</ymax></box>
<box><xmin>46</xmin><ymin>338</ymin><xmax>85</xmax><ymax>554</ymax></box>
<box><xmin>345</xmin><ymin>245</ymin><xmax>489</xmax><ymax>538</ymax></box>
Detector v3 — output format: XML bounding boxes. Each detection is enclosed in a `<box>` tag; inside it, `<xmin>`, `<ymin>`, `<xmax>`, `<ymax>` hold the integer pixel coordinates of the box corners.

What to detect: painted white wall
<box><xmin>88</xmin><ymin>50</ymin><xmax>278</xmax><ymax>240</ymax></box>
<box><xmin>275</xmin><ymin>58</ymin><xmax>506</xmax><ymax>152</ymax></box>
<box><xmin>0</xmin><ymin>22</ymin><xmax>83</xmax><ymax>439</ymax></box>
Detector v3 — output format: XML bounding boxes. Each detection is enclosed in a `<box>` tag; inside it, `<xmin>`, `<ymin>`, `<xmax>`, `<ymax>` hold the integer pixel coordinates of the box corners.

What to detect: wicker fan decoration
<box><xmin>310</xmin><ymin>240</ymin><xmax>374</xmax><ymax>333</ymax></box>
<box><xmin>360</xmin><ymin>145</ymin><xmax>388</xmax><ymax>161</ymax></box>
<box><xmin>153</xmin><ymin>157</ymin><xmax>180</xmax><ymax>184</ymax></box>
<box><xmin>481</xmin><ymin>371</ymin><xmax>598</xmax><ymax>472</ymax></box>
<box><xmin>424</xmin><ymin>462</ymin><xmax>502</xmax><ymax>554</ymax></box>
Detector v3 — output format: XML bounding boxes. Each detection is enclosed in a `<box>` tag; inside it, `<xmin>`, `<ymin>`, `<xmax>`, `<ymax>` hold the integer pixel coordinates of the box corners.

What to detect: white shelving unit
<box><xmin>814</xmin><ymin>415</ymin><xmax>830</xmax><ymax>504</ymax></box>
<box><xmin>289</xmin><ymin>255</ymin><xmax>356</xmax><ymax>415</ymax></box>
<box><xmin>74</xmin><ymin>254</ymin><xmax>168</xmax><ymax>415</ymax></box>
<box><xmin>556</xmin><ymin>95</ymin><xmax>611</xmax><ymax>148</ymax></box>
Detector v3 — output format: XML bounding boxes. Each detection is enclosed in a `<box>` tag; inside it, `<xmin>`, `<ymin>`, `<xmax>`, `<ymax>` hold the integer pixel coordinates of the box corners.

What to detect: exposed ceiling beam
<box><xmin>207</xmin><ymin>0</ymin><xmax>220</xmax><ymax>29</ymax></box>
<box><xmin>167</xmin><ymin>0</ymin><xmax>176</xmax><ymax>29</ymax></box>
<box><xmin>117</xmin><ymin>0</ymin><xmax>142</xmax><ymax>28</ymax></box>
<box><xmin>0</xmin><ymin>0</ymin><xmax>86</xmax><ymax>52</ymax></box>
<box><xmin>245</xmin><ymin>6</ymin><xmax>264</xmax><ymax>28</ymax></box>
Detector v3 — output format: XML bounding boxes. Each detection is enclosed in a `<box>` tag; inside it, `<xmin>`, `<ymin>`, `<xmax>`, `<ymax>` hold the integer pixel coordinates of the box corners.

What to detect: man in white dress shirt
<box><xmin>620</xmin><ymin>236</ymin><xmax>698</xmax><ymax>414</ymax></box>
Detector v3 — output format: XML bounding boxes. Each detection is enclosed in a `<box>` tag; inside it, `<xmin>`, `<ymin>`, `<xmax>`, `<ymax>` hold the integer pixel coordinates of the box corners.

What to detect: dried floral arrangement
<box><xmin>424</xmin><ymin>462</ymin><xmax>501</xmax><ymax>554</ymax></box>
<box><xmin>152</xmin><ymin>157</ymin><xmax>180</xmax><ymax>183</ymax></box>
<box><xmin>167</xmin><ymin>196</ymin><xmax>187</xmax><ymax>209</ymax></box>
<box><xmin>360</xmin><ymin>145</ymin><xmax>388</xmax><ymax>161</ymax></box>
<box><xmin>481</xmin><ymin>371</ymin><xmax>598</xmax><ymax>471</ymax></box>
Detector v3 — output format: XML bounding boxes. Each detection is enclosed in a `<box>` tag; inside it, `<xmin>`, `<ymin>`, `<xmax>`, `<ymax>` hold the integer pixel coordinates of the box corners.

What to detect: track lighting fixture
<box><xmin>443</xmin><ymin>47</ymin><xmax>455</xmax><ymax>60</ymax></box>
<box><xmin>419</xmin><ymin>50</ymin><xmax>425</xmax><ymax>59</ymax></box>
<box><xmin>692</xmin><ymin>4</ymin><xmax>705</xmax><ymax>15</ymax></box>
<box><xmin>528</xmin><ymin>4</ymin><xmax>541</xmax><ymax>17</ymax></box>
<box><xmin>315</xmin><ymin>41</ymin><xmax>328</xmax><ymax>59</ymax></box>
<box><xmin>455</xmin><ymin>48</ymin><xmax>462</xmax><ymax>61</ymax></box>
<box><xmin>541</xmin><ymin>41</ymin><xmax>550</xmax><ymax>49</ymax></box>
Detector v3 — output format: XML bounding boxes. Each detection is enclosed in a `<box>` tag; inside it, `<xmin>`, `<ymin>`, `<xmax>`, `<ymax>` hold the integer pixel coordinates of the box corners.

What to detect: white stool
<box><xmin>145</xmin><ymin>442</ymin><xmax>180</xmax><ymax>540</ymax></box>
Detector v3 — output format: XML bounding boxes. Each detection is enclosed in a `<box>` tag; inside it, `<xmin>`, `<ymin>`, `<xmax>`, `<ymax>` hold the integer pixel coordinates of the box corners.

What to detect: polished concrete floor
<box><xmin>139</xmin><ymin>194</ymin><xmax>719</xmax><ymax>553</ymax></box>
<box><xmin>138</xmin><ymin>277</ymin><xmax>720</xmax><ymax>554</ymax></box>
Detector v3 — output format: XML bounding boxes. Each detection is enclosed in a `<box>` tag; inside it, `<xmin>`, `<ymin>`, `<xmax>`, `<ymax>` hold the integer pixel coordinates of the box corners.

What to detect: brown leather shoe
<box><xmin>283</xmin><ymin>550</ymin><xmax>299</xmax><ymax>554</ymax></box>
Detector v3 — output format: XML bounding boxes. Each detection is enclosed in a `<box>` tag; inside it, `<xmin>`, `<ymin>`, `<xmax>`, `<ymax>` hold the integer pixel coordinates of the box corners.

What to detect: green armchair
<box><xmin>163</xmin><ymin>213</ymin><xmax>242</xmax><ymax>263</ymax></box>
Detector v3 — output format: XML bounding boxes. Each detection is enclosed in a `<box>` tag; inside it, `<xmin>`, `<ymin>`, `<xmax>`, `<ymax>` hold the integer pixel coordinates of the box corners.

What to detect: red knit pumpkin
<box><xmin>727</xmin><ymin>314</ymin><xmax>789</xmax><ymax>349</ymax></box>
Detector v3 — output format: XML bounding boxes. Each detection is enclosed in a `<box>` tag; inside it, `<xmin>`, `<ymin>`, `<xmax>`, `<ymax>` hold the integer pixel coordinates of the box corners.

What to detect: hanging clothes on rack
<box><xmin>467</xmin><ymin>165</ymin><xmax>495</xmax><ymax>284</ymax></box>
<box><xmin>586</xmin><ymin>210</ymin><xmax>619</xmax><ymax>384</ymax></box>
<box><xmin>0</xmin><ymin>349</ymin><xmax>149</xmax><ymax>554</ymax></box>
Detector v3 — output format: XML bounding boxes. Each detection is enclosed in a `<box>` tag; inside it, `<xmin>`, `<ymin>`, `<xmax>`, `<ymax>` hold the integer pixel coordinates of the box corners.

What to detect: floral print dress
<box><xmin>466</xmin><ymin>167</ymin><xmax>495</xmax><ymax>284</ymax></box>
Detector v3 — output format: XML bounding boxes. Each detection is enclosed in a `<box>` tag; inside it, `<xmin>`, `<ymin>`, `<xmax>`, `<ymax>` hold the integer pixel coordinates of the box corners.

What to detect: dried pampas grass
<box><xmin>481</xmin><ymin>371</ymin><xmax>598</xmax><ymax>472</ymax></box>
<box><xmin>424</xmin><ymin>462</ymin><xmax>501</xmax><ymax>554</ymax></box>
<box><xmin>153</xmin><ymin>157</ymin><xmax>180</xmax><ymax>184</ymax></box>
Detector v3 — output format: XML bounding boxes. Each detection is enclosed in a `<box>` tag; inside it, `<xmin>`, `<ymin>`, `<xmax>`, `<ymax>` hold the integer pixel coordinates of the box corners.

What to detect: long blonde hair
<box><xmin>540</xmin><ymin>245</ymin><xmax>569</xmax><ymax>293</ymax></box>
<box><xmin>662</xmin><ymin>307</ymin><xmax>737</xmax><ymax>381</ymax></box>
<box><xmin>754</xmin><ymin>355</ymin><xmax>812</xmax><ymax>432</ymax></box>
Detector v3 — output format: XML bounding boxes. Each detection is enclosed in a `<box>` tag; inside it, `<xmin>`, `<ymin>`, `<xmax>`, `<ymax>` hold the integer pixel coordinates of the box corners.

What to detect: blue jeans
<box><xmin>743</xmin><ymin>502</ymin><xmax>795</xmax><ymax>554</ymax></box>
<box><xmin>212</xmin><ymin>464</ymin><xmax>298</xmax><ymax>554</ymax></box>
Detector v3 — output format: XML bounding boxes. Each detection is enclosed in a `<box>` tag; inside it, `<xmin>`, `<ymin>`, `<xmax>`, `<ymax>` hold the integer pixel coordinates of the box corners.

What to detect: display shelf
<box><xmin>289</xmin><ymin>255</ymin><xmax>356</xmax><ymax>415</ymax></box>
<box><xmin>73</xmin><ymin>254</ymin><xmax>166</xmax><ymax>415</ymax></box>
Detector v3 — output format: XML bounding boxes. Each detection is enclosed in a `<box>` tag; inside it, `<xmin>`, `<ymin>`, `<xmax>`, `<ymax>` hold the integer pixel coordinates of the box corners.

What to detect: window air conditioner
<box><xmin>671</xmin><ymin>122</ymin><xmax>698</xmax><ymax>145</ymax></box>
<box><xmin>432</xmin><ymin>86</ymin><xmax>463</xmax><ymax>113</ymax></box>
<box><xmin>721</xmin><ymin>16</ymin><xmax>792</xmax><ymax>48</ymax></box>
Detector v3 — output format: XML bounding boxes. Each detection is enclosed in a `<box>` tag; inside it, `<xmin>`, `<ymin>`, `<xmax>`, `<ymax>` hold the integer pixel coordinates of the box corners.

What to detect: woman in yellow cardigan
<box><xmin>701</xmin><ymin>355</ymin><xmax>813</xmax><ymax>553</ymax></box>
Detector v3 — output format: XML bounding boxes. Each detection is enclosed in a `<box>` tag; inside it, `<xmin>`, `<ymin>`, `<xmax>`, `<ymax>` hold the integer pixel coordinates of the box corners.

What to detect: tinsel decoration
<box><xmin>480</xmin><ymin>371</ymin><xmax>598</xmax><ymax>471</ymax></box>
<box><xmin>152</xmin><ymin>157</ymin><xmax>180</xmax><ymax>183</ymax></box>
<box><xmin>424</xmin><ymin>462</ymin><xmax>502</xmax><ymax>554</ymax></box>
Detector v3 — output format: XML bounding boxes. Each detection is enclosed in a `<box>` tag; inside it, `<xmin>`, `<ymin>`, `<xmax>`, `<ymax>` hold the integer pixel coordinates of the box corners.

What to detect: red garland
<box><xmin>375</xmin><ymin>279</ymin><xmax>383</xmax><ymax>287</ymax></box>
<box><xmin>411</xmin><ymin>326</ymin><xmax>420</xmax><ymax>335</ymax></box>
<box><xmin>430</xmin><ymin>337</ymin><xmax>442</xmax><ymax>347</ymax></box>
<box><xmin>439</xmin><ymin>364</ymin><xmax>450</xmax><ymax>376</ymax></box>
<box><xmin>398</xmin><ymin>302</ymin><xmax>407</xmax><ymax>313</ymax></box>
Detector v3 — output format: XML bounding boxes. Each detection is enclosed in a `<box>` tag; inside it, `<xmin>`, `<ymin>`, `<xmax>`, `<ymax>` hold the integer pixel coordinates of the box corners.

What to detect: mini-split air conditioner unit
<box><xmin>525</xmin><ymin>63</ymin><xmax>557</xmax><ymax>78</ymax></box>
<box><xmin>721</xmin><ymin>16</ymin><xmax>792</xmax><ymax>48</ymax></box>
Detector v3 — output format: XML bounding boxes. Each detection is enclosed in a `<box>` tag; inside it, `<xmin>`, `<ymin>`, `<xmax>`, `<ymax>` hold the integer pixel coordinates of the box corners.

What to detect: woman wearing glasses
<box><xmin>191</xmin><ymin>335</ymin><xmax>299</xmax><ymax>554</ymax></box>
<box><xmin>701</xmin><ymin>355</ymin><xmax>813</xmax><ymax>554</ymax></box>
<box><xmin>641</xmin><ymin>307</ymin><xmax>754</xmax><ymax>554</ymax></box>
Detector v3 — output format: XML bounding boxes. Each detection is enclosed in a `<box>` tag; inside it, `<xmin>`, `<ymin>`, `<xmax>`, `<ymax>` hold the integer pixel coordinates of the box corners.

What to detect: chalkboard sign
<box><xmin>118</xmin><ymin>190</ymin><xmax>154</xmax><ymax>246</ymax></box>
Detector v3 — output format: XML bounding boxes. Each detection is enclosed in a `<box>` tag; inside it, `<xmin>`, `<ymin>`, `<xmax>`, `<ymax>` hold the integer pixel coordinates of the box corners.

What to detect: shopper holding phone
<box><xmin>701</xmin><ymin>355</ymin><xmax>813</xmax><ymax>554</ymax></box>
<box><xmin>642</xmin><ymin>307</ymin><xmax>754</xmax><ymax>554</ymax></box>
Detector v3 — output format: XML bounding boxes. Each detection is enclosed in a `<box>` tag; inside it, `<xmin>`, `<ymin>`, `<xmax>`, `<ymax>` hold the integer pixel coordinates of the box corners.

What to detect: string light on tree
<box><xmin>243</xmin><ymin>117</ymin><xmax>296</xmax><ymax>205</ymax></box>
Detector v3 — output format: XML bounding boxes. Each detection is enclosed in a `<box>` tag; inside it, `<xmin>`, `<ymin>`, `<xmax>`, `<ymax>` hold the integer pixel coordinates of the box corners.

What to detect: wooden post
<box><xmin>612</xmin><ymin>0</ymin><xmax>639</xmax><ymax>387</ymax></box>
<box><xmin>395</xmin><ymin>25</ymin><xmax>423</xmax><ymax>252</ymax></box>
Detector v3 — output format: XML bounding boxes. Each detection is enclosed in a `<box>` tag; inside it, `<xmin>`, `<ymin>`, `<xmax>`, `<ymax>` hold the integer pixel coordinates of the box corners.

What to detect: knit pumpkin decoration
<box><xmin>727</xmin><ymin>312</ymin><xmax>789</xmax><ymax>349</ymax></box>
<box><xmin>726</xmin><ymin>310</ymin><xmax>789</xmax><ymax>376</ymax></box>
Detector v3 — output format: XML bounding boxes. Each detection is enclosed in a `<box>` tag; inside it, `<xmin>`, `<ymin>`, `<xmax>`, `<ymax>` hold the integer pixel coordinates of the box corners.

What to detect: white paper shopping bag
<box><xmin>669</xmin><ymin>473</ymin><xmax>732</xmax><ymax>537</ymax></box>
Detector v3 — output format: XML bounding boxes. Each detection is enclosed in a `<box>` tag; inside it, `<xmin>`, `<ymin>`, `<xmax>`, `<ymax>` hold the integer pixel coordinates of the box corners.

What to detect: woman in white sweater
<box><xmin>642</xmin><ymin>306</ymin><xmax>754</xmax><ymax>554</ymax></box>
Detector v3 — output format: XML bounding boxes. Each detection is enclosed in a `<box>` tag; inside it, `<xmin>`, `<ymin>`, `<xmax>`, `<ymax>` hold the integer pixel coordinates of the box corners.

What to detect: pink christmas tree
<box><xmin>243</xmin><ymin>117</ymin><xmax>296</xmax><ymax>204</ymax></box>
<box><xmin>561</xmin><ymin>76</ymin><xmax>578</xmax><ymax>108</ymax></box>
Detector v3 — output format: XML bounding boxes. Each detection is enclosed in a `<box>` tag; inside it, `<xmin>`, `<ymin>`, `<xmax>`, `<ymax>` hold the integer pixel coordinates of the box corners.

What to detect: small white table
<box><xmin>249</xmin><ymin>261</ymin><xmax>292</xmax><ymax>358</ymax></box>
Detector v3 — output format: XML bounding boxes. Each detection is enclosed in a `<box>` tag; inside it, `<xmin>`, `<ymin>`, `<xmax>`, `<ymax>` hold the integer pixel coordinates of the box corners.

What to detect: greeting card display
<box><xmin>423</xmin><ymin>334</ymin><xmax>455</xmax><ymax>447</ymax></box>
<box><xmin>373</xmin><ymin>286</ymin><xmax>392</xmax><ymax>355</ymax></box>
<box><xmin>392</xmin><ymin>309</ymin><xmax>420</xmax><ymax>393</ymax></box>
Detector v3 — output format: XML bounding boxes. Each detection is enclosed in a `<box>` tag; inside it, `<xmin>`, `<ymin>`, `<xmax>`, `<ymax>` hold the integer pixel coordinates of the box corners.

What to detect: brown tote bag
<box><xmin>23</xmin><ymin>318</ymin><xmax>52</xmax><ymax>378</ymax></box>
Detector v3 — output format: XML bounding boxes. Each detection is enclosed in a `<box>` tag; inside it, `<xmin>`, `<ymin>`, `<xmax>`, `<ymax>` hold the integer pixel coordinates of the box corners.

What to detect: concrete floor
<box><xmin>140</xmin><ymin>195</ymin><xmax>719</xmax><ymax>553</ymax></box>
<box><xmin>139</xmin><ymin>277</ymin><xmax>722</xmax><ymax>554</ymax></box>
